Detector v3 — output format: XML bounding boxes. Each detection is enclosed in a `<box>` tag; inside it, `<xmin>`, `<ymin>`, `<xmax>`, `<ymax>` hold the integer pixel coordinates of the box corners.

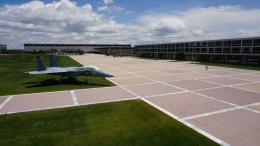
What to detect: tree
<box><xmin>175</xmin><ymin>52</ymin><xmax>185</xmax><ymax>61</ymax></box>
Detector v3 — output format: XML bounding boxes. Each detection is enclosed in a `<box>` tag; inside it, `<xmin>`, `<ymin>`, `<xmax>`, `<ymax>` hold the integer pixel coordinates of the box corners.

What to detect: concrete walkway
<box><xmin>1</xmin><ymin>54</ymin><xmax>260</xmax><ymax>146</ymax></box>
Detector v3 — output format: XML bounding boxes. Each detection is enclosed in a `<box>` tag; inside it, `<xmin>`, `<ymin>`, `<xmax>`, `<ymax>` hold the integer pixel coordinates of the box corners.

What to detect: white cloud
<box><xmin>235</xmin><ymin>29</ymin><xmax>248</xmax><ymax>35</ymax></box>
<box><xmin>103</xmin><ymin>0</ymin><xmax>113</xmax><ymax>5</ymax></box>
<box><xmin>140</xmin><ymin>15</ymin><xmax>186</xmax><ymax>35</ymax></box>
<box><xmin>125</xmin><ymin>11</ymin><xmax>134</xmax><ymax>14</ymax></box>
<box><xmin>111</xmin><ymin>5</ymin><xmax>124</xmax><ymax>11</ymax></box>
<box><xmin>0</xmin><ymin>1</ymin><xmax>260</xmax><ymax>49</ymax></box>
<box><xmin>98</xmin><ymin>5</ymin><xmax>124</xmax><ymax>12</ymax></box>
<box><xmin>0</xmin><ymin>0</ymin><xmax>121</xmax><ymax>48</ymax></box>
<box><xmin>175</xmin><ymin>5</ymin><xmax>260</xmax><ymax>41</ymax></box>
<box><xmin>98</xmin><ymin>6</ymin><xmax>110</xmax><ymax>12</ymax></box>
<box><xmin>136</xmin><ymin>5</ymin><xmax>260</xmax><ymax>43</ymax></box>
<box><xmin>192</xmin><ymin>29</ymin><xmax>204</xmax><ymax>36</ymax></box>
<box><xmin>182</xmin><ymin>6</ymin><xmax>260</xmax><ymax>32</ymax></box>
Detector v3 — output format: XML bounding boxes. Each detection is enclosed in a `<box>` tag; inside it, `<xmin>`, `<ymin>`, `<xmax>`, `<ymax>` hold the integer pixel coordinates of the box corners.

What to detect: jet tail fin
<box><xmin>36</xmin><ymin>56</ymin><xmax>46</xmax><ymax>71</ymax></box>
<box><xmin>49</xmin><ymin>55</ymin><xmax>58</xmax><ymax>67</ymax></box>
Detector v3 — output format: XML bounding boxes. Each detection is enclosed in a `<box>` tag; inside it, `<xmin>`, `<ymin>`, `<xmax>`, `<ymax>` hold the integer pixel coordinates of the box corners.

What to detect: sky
<box><xmin>0</xmin><ymin>0</ymin><xmax>260</xmax><ymax>49</ymax></box>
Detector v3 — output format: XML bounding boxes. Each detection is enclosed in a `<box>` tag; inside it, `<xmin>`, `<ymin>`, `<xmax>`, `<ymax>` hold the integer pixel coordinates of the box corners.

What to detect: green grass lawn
<box><xmin>0</xmin><ymin>100</ymin><xmax>219</xmax><ymax>146</ymax></box>
<box><xmin>0</xmin><ymin>53</ymin><xmax>114</xmax><ymax>96</ymax></box>
<box><xmin>195</xmin><ymin>62</ymin><xmax>260</xmax><ymax>71</ymax></box>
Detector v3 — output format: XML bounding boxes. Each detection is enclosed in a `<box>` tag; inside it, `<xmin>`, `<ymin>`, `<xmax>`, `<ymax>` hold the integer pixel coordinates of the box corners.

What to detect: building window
<box><xmin>253</xmin><ymin>39</ymin><xmax>260</xmax><ymax>46</ymax></box>
<box><xmin>232</xmin><ymin>40</ymin><xmax>241</xmax><ymax>47</ymax></box>
<box><xmin>232</xmin><ymin>47</ymin><xmax>240</xmax><ymax>53</ymax></box>
<box><xmin>224</xmin><ymin>41</ymin><xmax>231</xmax><ymax>46</ymax></box>
<box><xmin>242</xmin><ymin>40</ymin><xmax>252</xmax><ymax>46</ymax></box>
<box><xmin>223</xmin><ymin>48</ymin><xmax>231</xmax><ymax>53</ymax></box>
<box><xmin>215</xmin><ymin>41</ymin><xmax>222</xmax><ymax>47</ymax></box>
<box><xmin>253</xmin><ymin>47</ymin><xmax>260</xmax><ymax>53</ymax></box>
<box><xmin>242</xmin><ymin>47</ymin><xmax>251</xmax><ymax>53</ymax></box>
<box><xmin>208</xmin><ymin>48</ymin><xmax>214</xmax><ymax>53</ymax></box>
<box><xmin>202</xmin><ymin>42</ymin><xmax>207</xmax><ymax>47</ymax></box>
<box><xmin>215</xmin><ymin>48</ymin><xmax>222</xmax><ymax>53</ymax></box>
<box><xmin>208</xmin><ymin>42</ymin><xmax>215</xmax><ymax>47</ymax></box>
<box><xmin>201</xmin><ymin>48</ymin><xmax>207</xmax><ymax>53</ymax></box>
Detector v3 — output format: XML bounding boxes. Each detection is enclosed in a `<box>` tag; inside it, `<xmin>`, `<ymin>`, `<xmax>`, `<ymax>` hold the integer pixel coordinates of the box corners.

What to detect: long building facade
<box><xmin>99</xmin><ymin>46</ymin><xmax>133</xmax><ymax>56</ymax></box>
<box><xmin>134</xmin><ymin>37</ymin><xmax>260</xmax><ymax>64</ymax></box>
<box><xmin>24</xmin><ymin>44</ymin><xmax>131</xmax><ymax>53</ymax></box>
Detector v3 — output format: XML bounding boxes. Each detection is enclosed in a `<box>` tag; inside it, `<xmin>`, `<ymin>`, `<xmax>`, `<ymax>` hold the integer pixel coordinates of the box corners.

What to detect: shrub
<box><xmin>175</xmin><ymin>52</ymin><xmax>185</xmax><ymax>60</ymax></box>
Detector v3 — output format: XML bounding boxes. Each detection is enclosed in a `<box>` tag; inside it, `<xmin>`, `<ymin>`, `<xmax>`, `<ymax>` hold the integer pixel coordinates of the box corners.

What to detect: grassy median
<box><xmin>0</xmin><ymin>53</ymin><xmax>114</xmax><ymax>96</ymax></box>
<box><xmin>0</xmin><ymin>100</ymin><xmax>219</xmax><ymax>146</ymax></box>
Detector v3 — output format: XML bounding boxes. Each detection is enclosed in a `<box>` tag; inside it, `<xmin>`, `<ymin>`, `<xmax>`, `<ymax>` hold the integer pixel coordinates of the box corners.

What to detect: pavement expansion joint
<box><xmin>70</xmin><ymin>90</ymin><xmax>79</xmax><ymax>105</ymax></box>
<box><xmin>14</xmin><ymin>54</ymin><xmax>256</xmax><ymax>146</ymax></box>
<box><xmin>182</xmin><ymin>107</ymin><xmax>241</xmax><ymax>121</ymax></box>
<box><xmin>104</xmin><ymin>64</ymin><xmax>228</xmax><ymax>146</ymax></box>
<box><xmin>0</xmin><ymin>96</ymin><xmax>13</xmax><ymax>110</ymax></box>
<box><xmin>143</xmin><ymin>91</ymin><xmax>189</xmax><ymax>98</ymax></box>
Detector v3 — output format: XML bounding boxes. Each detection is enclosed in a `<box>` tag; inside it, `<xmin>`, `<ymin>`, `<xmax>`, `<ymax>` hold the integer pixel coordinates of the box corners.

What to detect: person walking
<box><xmin>205</xmin><ymin>65</ymin><xmax>208</xmax><ymax>71</ymax></box>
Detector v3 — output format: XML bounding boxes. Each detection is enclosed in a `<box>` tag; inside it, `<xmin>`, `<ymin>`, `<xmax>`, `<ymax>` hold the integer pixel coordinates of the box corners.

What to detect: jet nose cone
<box><xmin>107</xmin><ymin>74</ymin><xmax>114</xmax><ymax>77</ymax></box>
<box><xmin>97</xmin><ymin>70</ymin><xmax>114</xmax><ymax>78</ymax></box>
<box><xmin>104</xmin><ymin>72</ymin><xmax>114</xmax><ymax>77</ymax></box>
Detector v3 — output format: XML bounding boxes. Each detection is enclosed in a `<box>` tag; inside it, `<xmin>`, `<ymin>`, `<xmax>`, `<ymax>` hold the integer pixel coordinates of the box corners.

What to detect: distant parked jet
<box><xmin>26</xmin><ymin>55</ymin><xmax>113</xmax><ymax>83</ymax></box>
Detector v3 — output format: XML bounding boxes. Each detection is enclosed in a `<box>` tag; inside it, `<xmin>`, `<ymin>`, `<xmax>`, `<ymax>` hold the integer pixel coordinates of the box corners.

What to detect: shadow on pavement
<box><xmin>24</xmin><ymin>78</ymin><xmax>108</xmax><ymax>88</ymax></box>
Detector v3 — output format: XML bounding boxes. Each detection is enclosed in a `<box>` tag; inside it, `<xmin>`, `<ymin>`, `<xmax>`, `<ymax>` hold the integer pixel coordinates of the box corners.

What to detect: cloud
<box><xmin>192</xmin><ymin>29</ymin><xmax>204</xmax><ymax>36</ymax></box>
<box><xmin>175</xmin><ymin>5</ymin><xmax>260</xmax><ymax>41</ymax></box>
<box><xmin>136</xmin><ymin>5</ymin><xmax>260</xmax><ymax>43</ymax></box>
<box><xmin>98</xmin><ymin>6</ymin><xmax>110</xmax><ymax>12</ymax></box>
<box><xmin>139</xmin><ymin>15</ymin><xmax>186</xmax><ymax>35</ymax></box>
<box><xmin>97</xmin><ymin>5</ymin><xmax>124</xmax><ymax>13</ymax></box>
<box><xmin>103</xmin><ymin>0</ymin><xmax>113</xmax><ymax>5</ymax></box>
<box><xmin>125</xmin><ymin>11</ymin><xmax>134</xmax><ymax>14</ymax></box>
<box><xmin>235</xmin><ymin>29</ymin><xmax>248</xmax><ymax>35</ymax></box>
<box><xmin>182</xmin><ymin>6</ymin><xmax>260</xmax><ymax>32</ymax></box>
<box><xmin>111</xmin><ymin>5</ymin><xmax>124</xmax><ymax>11</ymax></box>
<box><xmin>0</xmin><ymin>1</ymin><xmax>260</xmax><ymax>49</ymax></box>
<box><xmin>0</xmin><ymin>0</ymin><xmax>120</xmax><ymax>48</ymax></box>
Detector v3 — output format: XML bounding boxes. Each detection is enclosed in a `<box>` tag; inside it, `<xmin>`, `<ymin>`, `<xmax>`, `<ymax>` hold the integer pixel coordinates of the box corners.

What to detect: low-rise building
<box><xmin>24</xmin><ymin>44</ymin><xmax>131</xmax><ymax>53</ymax></box>
<box><xmin>98</xmin><ymin>46</ymin><xmax>133</xmax><ymax>56</ymax></box>
<box><xmin>134</xmin><ymin>37</ymin><xmax>260</xmax><ymax>65</ymax></box>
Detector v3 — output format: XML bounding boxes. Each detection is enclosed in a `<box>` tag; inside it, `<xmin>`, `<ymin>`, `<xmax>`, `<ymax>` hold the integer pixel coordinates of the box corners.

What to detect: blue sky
<box><xmin>2</xmin><ymin>0</ymin><xmax>260</xmax><ymax>10</ymax></box>
<box><xmin>1</xmin><ymin>0</ymin><xmax>260</xmax><ymax>22</ymax></box>
<box><xmin>2</xmin><ymin>0</ymin><xmax>260</xmax><ymax>8</ymax></box>
<box><xmin>0</xmin><ymin>0</ymin><xmax>260</xmax><ymax>49</ymax></box>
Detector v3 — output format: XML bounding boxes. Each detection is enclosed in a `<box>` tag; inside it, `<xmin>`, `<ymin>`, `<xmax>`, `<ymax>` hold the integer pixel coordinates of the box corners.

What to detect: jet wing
<box><xmin>26</xmin><ymin>67</ymin><xmax>78</xmax><ymax>75</ymax></box>
<box><xmin>26</xmin><ymin>66</ymin><xmax>113</xmax><ymax>78</ymax></box>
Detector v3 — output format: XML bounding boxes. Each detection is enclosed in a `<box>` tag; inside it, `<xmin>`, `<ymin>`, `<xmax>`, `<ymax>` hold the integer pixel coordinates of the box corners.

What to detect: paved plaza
<box><xmin>1</xmin><ymin>54</ymin><xmax>260</xmax><ymax>146</ymax></box>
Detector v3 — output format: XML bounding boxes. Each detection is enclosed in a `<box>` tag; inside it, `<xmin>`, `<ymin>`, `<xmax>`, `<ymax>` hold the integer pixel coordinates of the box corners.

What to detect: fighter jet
<box><xmin>26</xmin><ymin>55</ymin><xmax>113</xmax><ymax>83</ymax></box>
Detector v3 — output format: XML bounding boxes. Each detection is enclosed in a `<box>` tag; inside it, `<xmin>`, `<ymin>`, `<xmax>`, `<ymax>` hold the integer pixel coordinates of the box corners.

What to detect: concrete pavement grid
<box><xmin>249</xmin><ymin>104</ymin><xmax>260</xmax><ymax>112</ymax></box>
<box><xmin>0</xmin><ymin>96</ymin><xmax>8</xmax><ymax>104</ymax></box>
<box><xmin>1</xmin><ymin>54</ymin><xmax>260</xmax><ymax>146</ymax></box>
